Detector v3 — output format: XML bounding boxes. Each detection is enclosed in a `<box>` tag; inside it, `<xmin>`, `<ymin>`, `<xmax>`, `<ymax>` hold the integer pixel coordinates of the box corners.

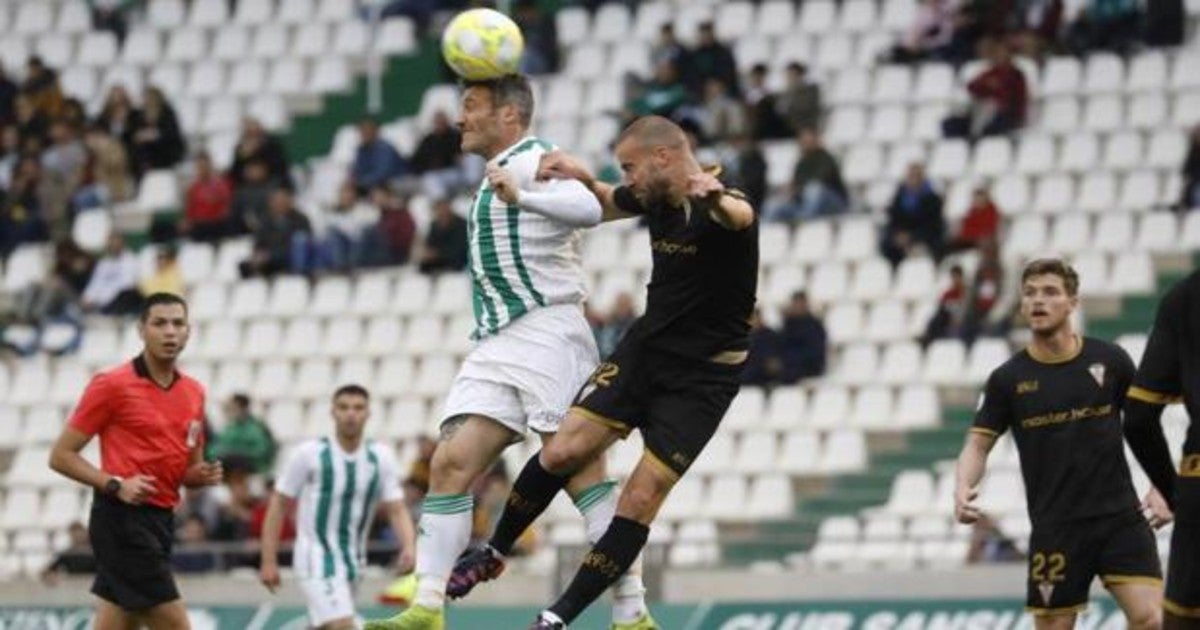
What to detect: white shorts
<box><xmin>442</xmin><ymin>303</ymin><xmax>599</xmax><ymax>436</ymax></box>
<box><xmin>299</xmin><ymin>577</ymin><xmax>359</xmax><ymax>628</ymax></box>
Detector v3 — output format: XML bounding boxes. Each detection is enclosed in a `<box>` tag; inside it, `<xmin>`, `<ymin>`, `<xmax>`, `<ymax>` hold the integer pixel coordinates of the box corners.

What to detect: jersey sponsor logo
<box><xmin>1020</xmin><ymin>404</ymin><xmax>1113</xmax><ymax>429</ymax></box>
<box><xmin>1017</xmin><ymin>380</ymin><xmax>1039</xmax><ymax>394</ymax></box>
<box><xmin>651</xmin><ymin>239</ymin><xmax>698</xmax><ymax>255</ymax></box>
<box><xmin>1088</xmin><ymin>363</ymin><xmax>1106</xmax><ymax>387</ymax></box>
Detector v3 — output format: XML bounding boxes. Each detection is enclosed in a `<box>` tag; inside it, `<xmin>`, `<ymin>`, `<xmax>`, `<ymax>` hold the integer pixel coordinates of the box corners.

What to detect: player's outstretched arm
<box><xmin>486</xmin><ymin>165</ymin><xmax>602</xmax><ymax>227</ymax></box>
<box><xmin>687</xmin><ymin>171</ymin><xmax>754</xmax><ymax>230</ymax></box>
<box><xmin>537</xmin><ymin>150</ymin><xmax>636</xmax><ymax>222</ymax></box>
<box><xmin>385</xmin><ymin>500</ymin><xmax>417</xmax><ymax>574</ymax></box>
<box><xmin>259</xmin><ymin>492</ymin><xmax>289</xmax><ymax>593</ymax></box>
<box><xmin>954</xmin><ymin>431</ymin><xmax>996</xmax><ymax>524</ymax></box>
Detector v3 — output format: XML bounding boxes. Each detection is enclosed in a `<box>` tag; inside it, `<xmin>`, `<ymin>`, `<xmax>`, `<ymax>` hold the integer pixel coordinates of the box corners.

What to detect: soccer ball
<box><xmin>441</xmin><ymin>8</ymin><xmax>525</xmax><ymax>81</ymax></box>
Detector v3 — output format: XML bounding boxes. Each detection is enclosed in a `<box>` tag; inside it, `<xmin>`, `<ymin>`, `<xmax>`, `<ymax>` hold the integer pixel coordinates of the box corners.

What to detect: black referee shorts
<box><xmin>1025</xmin><ymin>509</ymin><xmax>1162</xmax><ymax>615</ymax></box>
<box><xmin>89</xmin><ymin>493</ymin><xmax>180</xmax><ymax>611</ymax></box>
<box><xmin>571</xmin><ymin>341</ymin><xmax>742</xmax><ymax>479</ymax></box>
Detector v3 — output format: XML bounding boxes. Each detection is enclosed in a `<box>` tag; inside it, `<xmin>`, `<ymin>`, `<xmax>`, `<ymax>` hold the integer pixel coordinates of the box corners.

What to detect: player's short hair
<box><xmin>333</xmin><ymin>384</ymin><xmax>370</xmax><ymax>402</ymax></box>
<box><xmin>615</xmin><ymin>115</ymin><xmax>688</xmax><ymax>151</ymax></box>
<box><xmin>140</xmin><ymin>292</ymin><xmax>188</xmax><ymax>321</ymax></box>
<box><xmin>1021</xmin><ymin>258</ymin><xmax>1080</xmax><ymax>296</ymax></box>
<box><xmin>462</xmin><ymin>74</ymin><xmax>534</xmax><ymax>127</ymax></box>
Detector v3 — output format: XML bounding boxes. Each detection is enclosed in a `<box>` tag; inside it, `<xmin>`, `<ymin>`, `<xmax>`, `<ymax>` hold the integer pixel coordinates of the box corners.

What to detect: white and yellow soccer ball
<box><xmin>441</xmin><ymin>8</ymin><xmax>525</xmax><ymax>81</ymax></box>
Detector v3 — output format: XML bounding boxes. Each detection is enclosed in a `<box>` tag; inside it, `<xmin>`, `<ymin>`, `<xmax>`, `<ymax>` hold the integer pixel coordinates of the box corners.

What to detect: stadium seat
<box><xmin>733</xmin><ymin>433</ymin><xmax>779</xmax><ymax>475</ymax></box>
<box><xmin>1030</xmin><ymin>175</ymin><xmax>1074</xmax><ymax>215</ymax></box>
<box><xmin>1071</xmin><ymin>252</ymin><xmax>1111</xmax><ymax>297</ymax></box>
<box><xmin>865</xmin><ymin>300</ymin><xmax>908</xmax><ymax>342</ymax></box>
<box><xmin>229</xmin><ymin>60</ymin><xmax>267</xmax><ymax>96</ymax></box>
<box><xmin>5</xmin><ymin>447</ymin><xmax>58</xmax><ymax>487</ymax></box>
<box><xmin>808</xmin><ymin>386</ymin><xmax>851</xmax><ymax>430</ymax></box>
<box><xmin>927</xmin><ymin>139</ymin><xmax>970</xmax><ymax>180</ymax></box>
<box><xmin>833</xmin><ymin>343</ymin><xmax>878</xmax><ymax>385</ymax></box>
<box><xmin>799</xmin><ymin>0</ymin><xmax>837</xmax><ymax>34</ymax></box>
<box><xmin>39</xmin><ymin>488</ymin><xmax>84</xmax><ymax>532</ymax></box>
<box><xmin>841</xmin><ymin>143</ymin><xmax>884</xmax><ymax>184</ymax></box>
<box><xmin>1013</xmin><ymin>134</ymin><xmax>1056</xmax><ymax>176</ymax></box>
<box><xmin>21</xmin><ymin>405</ymin><xmax>65</xmax><ymax>445</ymax></box>
<box><xmin>317</xmin><ymin>0</ymin><xmax>355</xmax><ymax>22</ymax></box>
<box><xmin>1039</xmin><ymin>97</ymin><xmax>1080</xmax><ymax>134</ymax></box>
<box><xmin>746</xmin><ymin>474</ymin><xmax>793</xmax><ymax>519</ymax></box>
<box><xmin>1126</xmin><ymin>51</ymin><xmax>1168</xmax><ymax>92</ymax></box>
<box><xmin>826</xmin><ymin>106</ymin><xmax>867</xmax><ymax>146</ymax></box>
<box><xmin>147</xmin><ymin>0</ymin><xmax>186</xmax><ymax>29</ymax></box>
<box><xmin>0</xmin><ymin>488</ymin><xmax>42</xmax><ymax>530</ymax></box>
<box><xmin>790</xmin><ymin>220</ymin><xmax>834</xmax><ymax>265</ymax></box>
<box><xmin>1170</xmin><ymin>52</ymin><xmax>1200</xmax><ymax>91</ymax></box>
<box><xmin>922</xmin><ymin>338</ymin><xmax>967</xmax><ymax>386</ymax></box>
<box><xmin>76</xmin><ymin>31</ymin><xmax>118</xmax><ymax>67</ymax></box>
<box><xmin>403</xmin><ymin>316</ymin><xmax>444</xmax><ymax>358</ymax></box>
<box><xmin>966</xmin><ymin>338</ymin><xmax>1011</xmax><ymax>384</ymax></box>
<box><xmin>1128</xmin><ymin>93</ymin><xmax>1168</xmax><ymax>130</ymax></box>
<box><xmin>252</xmin><ymin>23</ymin><xmax>290</xmax><ymax>59</ymax></box>
<box><xmin>1102</xmin><ymin>131</ymin><xmax>1144</xmax><ymax>172</ymax></box>
<box><xmin>374</xmin><ymin>18</ymin><xmax>417</xmax><ymax>57</ymax></box>
<box><xmin>280</xmin><ymin>318</ymin><xmax>323</xmax><ymax>360</ymax></box>
<box><xmin>703</xmin><ymin>476</ymin><xmax>750</xmax><ymax>520</ymax></box>
<box><xmin>229</xmin><ymin>279</ymin><xmax>270</xmax><ymax>319</ymax></box>
<box><xmin>268</xmin><ymin>58</ymin><xmax>308</xmax><ymax>96</ymax></box>
<box><xmin>555</xmin><ymin>7</ymin><xmax>589</xmax><ymax>44</ymax></box>
<box><xmin>849</xmin><ymin>386</ymin><xmax>893</xmax><ymax>430</ymax></box>
<box><xmin>971</xmin><ymin>137</ymin><xmax>1012</xmax><ymax>178</ymax></box>
<box><xmin>293</xmin><ymin>359</ymin><xmax>335</xmax><ymax>401</ymax></box>
<box><xmin>1172</xmin><ymin>92</ymin><xmax>1200</xmax><ymax>128</ymax></box>
<box><xmin>1082</xmin><ymin>95</ymin><xmax>1123</xmax><ymax>132</ymax></box>
<box><xmin>592</xmin><ymin>2</ymin><xmax>632</xmax><ymax>43</ymax></box>
<box><xmin>693</xmin><ymin>433</ymin><xmax>735</xmax><ymax>477</ymax></box>
<box><xmin>871</xmin><ymin>66</ymin><xmax>912</xmax><ymax>104</ymax></box>
<box><xmin>764</xmin><ymin>386</ymin><xmax>806</xmax><ymax>431</ymax></box>
<box><xmin>188</xmin><ymin>281</ymin><xmax>227</xmax><ymax>323</ymax></box>
<box><xmin>277</xmin><ymin>0</ymin><xmax>315</xmax><ymax>24</ymax></box>
<box><xmin>723</xmin><ymin>388</ymin><xmax>766</xmax><ymax>434</ymax></box>
<box><xmin>332</xmin><ymin>20</ymin><xmax>369</xmax><ymax>57</ymax></box>
<box><xmin>7</xmin><ymin>359</ymin><xmax>50</xmax><ymax>407</ymax></box>
<box><xmin>1083</xmin><ymin>53</ymin><xmax>1124</xmax><ymax>94</ymax></box>
<box><xmin>1119</xmin><ymin>171</ymin><xmax>1160</xmax><ymax>211</ymax></box>
<box><xmin>319</xmin><ymin>318</ymin><xmax>364</xmax><ymax>359</ymax></box>
<box><xmin>715</xmin><ymin>1</ymin><xmax>755</xmax><ymax>40</ymax></box>
<box><xmin>35</xmin><ymin>33</ymin><xmax>75</xmax><ymax>70</ymax></box>
<box><xmin>1059</xmin><ymin>132</ymin><xmax>1099</xmax><ymax>173</ymax></box>
<box><xmin>187</xmin><ymin>61</ymin><xmax>225</xmax><ymax>98</ymax></box>
<box><xmin>243</xmin><ymin>321</ymin><xmax>283</xmax><ymax>360</ymax></box>
<box><xmin>659</xmin><ymin>478</ymin><xmax>705</xmax><ymax>522</ymax></box>
<box><xmin>56</xmin><ymin>1</ymin><xmax>92</xmax><ymax>34</ymax></box>
<box><xmin>310</xmin><ymin>277</ymin><xmax>352</xmax><ymax>318</ymax></box>
<box><xmin>1108</xmin><ymin>252</ymin><xmax>1155</xmax><ymax>295</ymax></box>
<box><xmin>1147</xmin><ymin>130</ymin><xmax>1187</xmax><ymax>170</ymax></box>
<box><xmin>755</xmin><ymin>0</ymin><xmax>796</xmax><ymax>37</ymax></box>
<box><xmin>78</xmin><ymin>326</ymin><xmax>120</xmax><ymax>369</ymax></box>
<box><xmin>849</xmin><ymin>258</ymin><xmax>892</xmax><ymax>302</ymax></box>
<box><xmin>824</xmin><ymin>302</ymin><xmax>866</xmax><ymax>345</ymax></box>
<box><xmin>1049</xmin><ymin>214</ymin><xmax>1092</xmax><ymax>255</ymax></box>
<box><xmin>878</xmin><ymin>341</ymin><xmax>922</xmax><ymax>385</ymax></box>
<box><xmin>564</xmin><ymin>43</ymin><xmax>605</xmax><ymax>80</ymax></box>
<box><xmin>810</xmin><ymin>516</ymin><xmax>860</xmax><ymax>568</ymax></box>
<box><xmin>777</xmin><ymin>431</ymin><xmax>821</xmax><ymax>475</ymax></box>
<box><xmin>896</xmin><ymin>385</ymin><xmax>939</xmax><ymax>429</ymax></box>
<box><xmin>1041</xmin><ymin>56</ymin><xmax>1082</xmax><ymax>97</ymax></box>
<box><xmin>233</xmin><ymin>0</ymin><xmax>275</xmax><ymax>26</ymax></box>
<box><xmin>165</xmin><ymin>28</ymin><xmax>207</xmax><ymax>63</ymax></box>
<box><xmin>1136</xmin><ymin>211</ymin><xmax>1178</xmax><ymax>253</ymax></box>
<box><xmin>201</xmin><ymin>97</ymin><xmax>242</xmax><ymax>134</ymax></box>
<box><xmin>806</xmin><ymin>261</ymin><xmax>848</xmax><ymax>306</ymax></box>
<box><xmin>1093</xmin><ymin>214</ymin><xmax>1135</xmax><ymax>253</ymax></box>
<box><xmin>833</xmin><ymin>217</ymin><xmax>877</xmax><ymax>262</ymax></box>
<box><xmin>858</xmin><ymin>516</ymin><xmax>916</xmax><ymax>568</ymax></box>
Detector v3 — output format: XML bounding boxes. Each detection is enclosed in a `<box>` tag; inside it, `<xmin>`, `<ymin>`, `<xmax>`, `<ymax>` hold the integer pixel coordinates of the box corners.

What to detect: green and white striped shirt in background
<box><xmin>469</xmin><ymin>136</ymin><xmax>589</xmax><ymax>339</ymax></box>
<box><xmin>276</xmin><ymin>437</ymin><xmax>404</xmax><ymax>581</ymax></box>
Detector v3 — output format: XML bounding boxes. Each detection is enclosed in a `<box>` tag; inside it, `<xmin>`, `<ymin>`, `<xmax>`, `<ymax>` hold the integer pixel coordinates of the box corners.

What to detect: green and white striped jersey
<box><xmin>275</xmin><ymin>437</ymin><xmax>403</xmax><ymax>581</ymax></box>
<box><xmin>469</xmin><ymin>136</ymin><xmax>588</xmax><ymax>339</ymax></box>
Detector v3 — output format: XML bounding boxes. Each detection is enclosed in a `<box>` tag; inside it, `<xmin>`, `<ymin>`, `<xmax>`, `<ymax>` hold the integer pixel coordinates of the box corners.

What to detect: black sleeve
<box><xmin>1112</xmin><ymin>344</ymin><xmax>1138</xmax><ymax>407</ymax></box>
<box><xmin>612</xmin><ymin>186</ymin><xmax>647</xmax><ymax>216</ymax></box>
<box><xmin>1129</xmin><ymin>288</ymin><xmax>1185</xmax><ymax>405</ymax></box>
<box><xmin>972</xmin><ymin>368</ymin><xmax>1011</xmax><ymax>438</ymax></box>
<box><xmin>1124</xmin><ymin>398</ymin><xmax>1177</xmax><ymax>508</ymax></box>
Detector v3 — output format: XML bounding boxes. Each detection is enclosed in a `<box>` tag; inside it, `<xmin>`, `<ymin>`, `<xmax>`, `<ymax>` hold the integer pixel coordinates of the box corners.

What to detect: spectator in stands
<box><xmin>651</xmin><ymin>23</ymin><xmax>688</xmax><ymax>73</ymax></box>
<box><xmin>239</xmin><ymin>186</ymin><xmax>315</xmax><ymax>277</ymax></box>
<box><xmin>172</xmin><ymin>515</ymin><xmax>218</xmax><ymax>573</ymax></box>
<box><xmin>962</xmin><ymin>239</ymin><xmax>1004</xmax><ymax>342</ymax></box>
<box><xmin>6</xmin><ymin>240</ymin><xmax>90</xmax><ymax>355</ymax></box>
<box><xmin>881</xmin><ymin>162</ymin><xmax>946</xmax><ymax>267</ymax></box>
<box><xmin>181</xmin><ymin>151</ymin><xmax>235</xmax><ymax>242</ymax></box>
<box><xmin>891</xmin><ymin>0</ymin><xmax>957</xmax><ymax>63</ymax></box>
<box><xmin>139</xmin><ymin>244</ymin><xmax>184</xmax><ymax>298</ymax></box>
<box><xmin>920</xmin><ymin>265</ymin><xmax>969</xmax><ymax>345</ymax></box>
<box><xmin>949</xmin><ymin>186</ymin><xmax>1001</xmax><ymax>252</ymax></box>
<box><xmin>411</xmin><ymin>110</ymin><xmax>465</xmax><ymax>201</ymax></box>
<box><xmin>700</xmin><ymin>78</ymin><xmax>747</xmax><ymax>145</ymax></box>
<box><xmin>1181</xmin><ymin>124</ymin><xmax>1200</xmax><ymax>212</ymax></box>
<box><xmin>51</xmin><ymin>237</ymin><xmax>94</xmax><ymax>298</ymax></box>
<box><xmin>688</xmin><ymin>21</ymin><xmax>740</xmax><ymax>98</ymax></box>
<box><xmin>81</xmin><ymin>233</ymin><xmax>140</xmax><ymax>315</ymax></box>
<box><xmin>13</xmin><ymin>94</ymin><xmax>48</xmax><ymax>151</ymax></box>
<box><xmin>212</xmin><ymin>474</ymin><xmax>257</xmax><ymax>542</ymax></box>
<box><xmin>0</xmin><ymin>124</ymin><xmax>18</xmax><ymax>190</ymax></box>
<box><xmin>728</xmin><ymin>134</ymin><xmax>767</xmax><ymax>212</ymax></box>
<box><xmin>21</xmin><ymin>57</ymin><xmax>64</xmax><ymax>120</ymax></box>
<box><xmin>943</xmin><ymin>42</ymin><xmax>1028</xmax><ymax>140</ymax></box>
<box><xmin>408</xmin><ymin>435</ymin><xmax>437</xmax><ymax>494</ymax></box>
<box><xmin>72</xmin><ymin>124</ymin><xmax>132</xmax><ymax>214</ymax></box>
<box><xmin>515</xmin><ymin>0</ymin><xmax>559</xmax><ymax>75</ymax></box>
<box><xmin>41</xmin><ymin>521</ymin><xmax>95</xmax><ymax>584</ymax></box>
<box><xmin>230</xmin><ymin>160</ymin><xmax>273</xmax><ymax>234</ymax></box>
<box><xmin>595</xmin><ymin>292</ymin><xmax>637</xmax><ymax>358</ymax></box>
<box><xmin>324</xmin><ymin>182</ymin><xmax>380</xmax><ymax>271</ymax></box>
<box><xmin>129</xmin><ymin>86</ymin><xmax>186</xmax><ymax>176</ymax></box>
<box><xmin>417</xmin><ymin>197</ymin><xmax>468</xmax><ymax>274</ymax></box>
<box><xmin>90</xmin><ymin>0</ymin><xmax>131</xmax><ymax>45</ymax></box>
<box><xmin>365</xmin><ymin>185</ymin><xmax>416</xmax><ymax>266</ymax></box>
<box><xmin>1143</xmin><ymin>0</ymin><xmax>1185</xmax><ymax>47</ymax></box>
<box><xmin>742</xmin><ymin>308</ymin><xmax>785</xmax><ymax>387</ymax></box>
<box><xmin>0</xmin><ymin>66</ymin><xmax>16</xmax><ymax>126</ymax></box>
<box><xmin>744</xmin><ymin>64</ymin><xmax>790</xmax><ymax>140</ymax></box>
<box><xmin>350</xmin><ymin>117</ymin><xmax>408</xmax><ymax>195</ymax></box>
<box><xmin>764</xmin><ymin>128</ymin><xmax>848</xmax><ymax>222</ymax></box>
<box><xmin>0</xmin><ymin>156</ymin><xmax>49</xmax><ymax>259</ymax></box>
<box><xmin>780</xmin><ymin>291</ymin><xmax>827</xmax><ymax>381</ymax></box>
<box><xmin>1009</xmin><ymin>0</ymin><xmax>1064</xmax><ymax>58</ymax></box>
<box><xmin>211</xmin><ymin>393</ymin><xmax>277</xmax><ymax>475</ymax></box>
<box><xmin>230</xmin><ymin>116</ymin><xmax>289</xmax><ymax>188</ymax></box>
<box><xmin>61</xmin><ymin>98</ymin><xmax>88</xmax><ymax>131</ymax></box>
<box><xmin>248</xmin><ymin>478</ymin><xmax>295</xmax><ymax>543</ymax></box>
<box><xmin>776</xmin><ymin>62</ymin><xmax>822</xmax><ymax>135</ymax></box>
<box><xmin>95</xmin><ymin>85</ymin><xmax>135</xmax><ymax>156</ymax></box>
<box><xmin>1068</xmin><ymin>0</ymin><xmax>1141</xmax><ymax>54</ymax></box>
<box><xmin>41</xmin><ymin>121</ymin><xmax>87</xmax><ymax>227</ymax></box>
<box><xmin>628</xmin><ymin>60</ymin><xmax>689</xmax><ymax>120</ymax></box>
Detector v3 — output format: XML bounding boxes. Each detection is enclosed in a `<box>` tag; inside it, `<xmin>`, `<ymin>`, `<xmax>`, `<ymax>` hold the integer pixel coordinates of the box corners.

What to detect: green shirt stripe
<box><xmin>315</xmin><ymin>439</ymin><xmax>335</xmax><ymax>578</ymax></box>
<box><xmin>506</xmin><ymin>204</ymin><xmax>545</xmax><ymax>307</ymax></box>
<box><xmin>337</xmin><ymin>460</ymin><xmax>358</xmax><ymax>580</ymax></box>
<box><xmin>355</xmin><ymin>449</ymin><xmax>380</xmax><ymax>575</ymax></box>
<box><xmin>476</xmin><ymin>187</ymin><xmax>527</xmax><ymax>326</ymax></box>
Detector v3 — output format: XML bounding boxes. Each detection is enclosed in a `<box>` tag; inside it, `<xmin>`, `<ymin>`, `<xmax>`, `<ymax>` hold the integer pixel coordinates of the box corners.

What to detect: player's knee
<box><xmin>1128</xmin><ymin>607</ymin><xmax>1162</xmax><ymax>630</ymax></box>
<box><xmin>430</xmin><ymin>443</ymin><xmax>476</xmax><ymax>489</ymax></box>
<box><xmin>539</xmin><ymin>442</ymin><xmax>587</xmax><ymax>476</ymax></box>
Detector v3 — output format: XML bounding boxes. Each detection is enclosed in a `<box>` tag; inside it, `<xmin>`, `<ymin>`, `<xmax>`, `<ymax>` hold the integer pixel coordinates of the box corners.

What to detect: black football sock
<box><xmin>488</xmin><ymin>452</ymin><xmax>569</xmax><ymax>555</ymax></box>
<box><xmin>547</xmin><ymin>516</ymin><xmax>649</xmax><ymax>623</ymax></box>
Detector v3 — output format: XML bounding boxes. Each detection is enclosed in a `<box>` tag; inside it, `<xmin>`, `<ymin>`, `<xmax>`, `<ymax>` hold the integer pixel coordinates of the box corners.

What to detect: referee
<box><xmin>49</xmin><ymin>293</ymin><xmax>222</xmax><ymax>630</ymax></box>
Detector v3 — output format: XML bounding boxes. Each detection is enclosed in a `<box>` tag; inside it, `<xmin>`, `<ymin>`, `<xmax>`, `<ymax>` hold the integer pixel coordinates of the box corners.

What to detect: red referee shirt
<box><xmin>69</xmin><ymin>356</ymin><xmax>206</xmax><ymax>509</ymax></box>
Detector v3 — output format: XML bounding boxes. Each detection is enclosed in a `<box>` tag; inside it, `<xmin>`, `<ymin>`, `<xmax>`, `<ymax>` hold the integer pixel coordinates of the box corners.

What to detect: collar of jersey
<box><xmin>489</xmin><ymin>135</ymin><xmax>539</xmax><ymax>169</ymax></box>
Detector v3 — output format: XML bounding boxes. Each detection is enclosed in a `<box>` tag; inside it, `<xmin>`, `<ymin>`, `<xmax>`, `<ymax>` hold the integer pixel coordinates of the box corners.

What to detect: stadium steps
<box><xmin>1086</xmin><ymin>253</ymin><xmax>1200</xmax><ymax>341</ymax></box>
<box><xmin>720</xmin><ymin>407</ymin><xmax>975</xmax><ymax>565</ymax></box>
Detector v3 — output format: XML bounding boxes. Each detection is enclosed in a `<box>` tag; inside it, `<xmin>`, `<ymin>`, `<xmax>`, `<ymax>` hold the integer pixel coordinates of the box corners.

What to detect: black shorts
<box><xmin>89</xmin><ymin>494</ymin><xmax>180</xmax><ymax>611</ymax></box>
<box><xmin>1166</xmin><ymin>521</ymin><xmax>1200</xmax><ymax>619</ymax></box>
<box><xmin>571</xmin><ymin>342</ymin><xmax>742</xmax><ymax>478</ymax></box>
<box><xmin>1025</xmin><ymin>510</ymin><xmax>1162</xmax><ymax>615</ymax></box>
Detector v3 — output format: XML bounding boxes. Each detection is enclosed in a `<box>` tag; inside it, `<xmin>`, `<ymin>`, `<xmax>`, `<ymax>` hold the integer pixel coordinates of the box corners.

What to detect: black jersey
<box><xmin>1129</xmin><ymin>269</ymin><xmax>1200</xmax><ymax>522</ymax></box>
<box><xmin>973</xmin><ymin>337</ymin><xmax>1140</xmax><ymax>526</ymax></box>
<box><xmin>611</xmin><ymin>184</ymin><xmax>758</xmax><ymax>361</ymax></box>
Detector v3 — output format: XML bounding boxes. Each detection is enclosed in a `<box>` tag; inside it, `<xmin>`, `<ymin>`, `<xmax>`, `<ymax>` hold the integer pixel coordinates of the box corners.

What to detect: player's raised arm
<box><xmin>687</xmin><ymin>171</ymin><xmax>755</xmax><ymax>231</ymax></box>
<box><xmin>486</xmin><ymin>164</ymin><xmax>601</xmax><ymax>227</ymax></box>
<box><xmin>536</xmin><ymin>150</ymin><xmax>636</xmax><ymax>222</ymax></box>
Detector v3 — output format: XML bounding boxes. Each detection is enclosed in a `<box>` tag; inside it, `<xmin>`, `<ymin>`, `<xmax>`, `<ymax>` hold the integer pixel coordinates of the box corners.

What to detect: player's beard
<box><xmin>642</xmin><ymin>175</ymin><xmax>674</xmax><ymax>209</ymax></box>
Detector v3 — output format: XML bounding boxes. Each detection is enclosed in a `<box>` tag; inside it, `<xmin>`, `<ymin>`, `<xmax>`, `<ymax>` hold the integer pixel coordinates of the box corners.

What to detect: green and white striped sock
<box><xmin>413</xmin><ymin>493</ymin><xmax>474</xmax><ymax>610</ymax></box>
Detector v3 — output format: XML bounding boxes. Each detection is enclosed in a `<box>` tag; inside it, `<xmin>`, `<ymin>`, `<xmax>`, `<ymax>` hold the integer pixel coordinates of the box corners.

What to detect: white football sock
<box><xmin>413</xmin><ymin>493</ymin><xmax>474</xmax><ymax>610</ymax></box>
